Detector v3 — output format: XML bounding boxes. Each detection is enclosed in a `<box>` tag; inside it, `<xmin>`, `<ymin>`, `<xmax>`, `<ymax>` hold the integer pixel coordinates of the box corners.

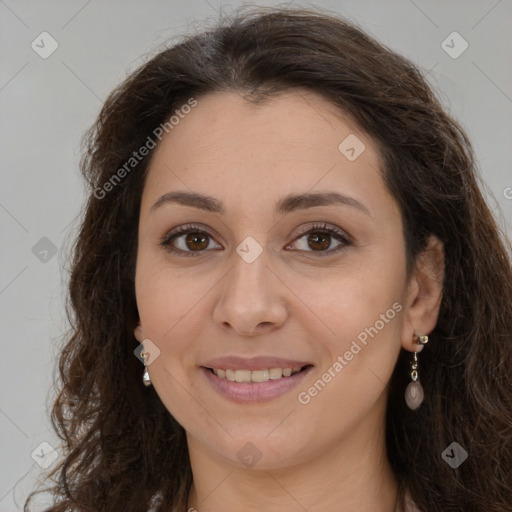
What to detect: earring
<box><xmin>405</xmin><ymin>334</ymin><xmax>428</xmax><ymax>410</ymax></box>
<box><xmin>141</xmin><ymin>350</ymin><xmax>152</xmax><ymax>387</ymax></box>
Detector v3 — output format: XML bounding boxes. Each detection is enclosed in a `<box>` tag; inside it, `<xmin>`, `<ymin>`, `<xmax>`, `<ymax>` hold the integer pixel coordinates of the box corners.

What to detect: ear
<box><xmin>401</xmin><ymin>235</ymin><xmax>445</xmax><ymax>352</ymax></box>
<box><xmin>134</xmin><ymin>322</ymin><xmax>144</xmax><ymax>342</ymax></box>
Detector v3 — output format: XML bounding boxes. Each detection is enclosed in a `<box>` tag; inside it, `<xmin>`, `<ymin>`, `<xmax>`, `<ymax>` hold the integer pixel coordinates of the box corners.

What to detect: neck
<box><xmin>185</xmin><ymin>402</ymin><xmax>399</xmax><ymax>511</ymax></box>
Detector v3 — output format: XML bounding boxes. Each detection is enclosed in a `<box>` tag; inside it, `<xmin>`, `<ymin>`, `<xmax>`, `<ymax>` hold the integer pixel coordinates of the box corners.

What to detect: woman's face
<box><xmin>133</xmin><ymin>90</ymin><xmax>436</xmax><ymax>470</ymax></box>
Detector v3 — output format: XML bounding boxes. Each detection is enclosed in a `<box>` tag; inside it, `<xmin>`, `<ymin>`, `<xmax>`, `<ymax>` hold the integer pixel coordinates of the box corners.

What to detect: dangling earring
<box><xmin>405</xmin><ymin>334</ymin><xmax>428</xmax><ymax>410</ymax></box>
<box><xmin>141</xmin><ymin>350</ymin><xmax>152</xmax><ymax>387</ymax></box>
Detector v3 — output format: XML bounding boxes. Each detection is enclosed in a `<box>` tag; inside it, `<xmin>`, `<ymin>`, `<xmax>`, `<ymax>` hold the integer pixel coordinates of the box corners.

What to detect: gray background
<box><xmin>1</xmin><ymin>1</ymin><xmax>511</xmax><ymax>510</ymax></box>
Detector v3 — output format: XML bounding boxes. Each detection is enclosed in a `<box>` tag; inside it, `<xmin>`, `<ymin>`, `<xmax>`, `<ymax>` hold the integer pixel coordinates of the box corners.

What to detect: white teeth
<box><xmin>235</xmin><ymin>369</ymin><xmax>251</xmax><ymax>383</ymax></box>
<box><xmin>212</xmin><ymin>366</ymin><xmax>304</xmax><ymax>382</ymax></box>
<box><xmin>269</xmin><ymin>368</ymin><xmax>283</xmax><ymax>380</ymax></box>
<box><xmin>251</xmin><ymin>369</ymin><xmax>269</xmax><ymax>382</ymax></box>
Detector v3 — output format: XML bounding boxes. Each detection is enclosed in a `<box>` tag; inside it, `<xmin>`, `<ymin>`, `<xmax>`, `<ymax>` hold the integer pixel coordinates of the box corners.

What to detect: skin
<box><xmin>133</xmin><ymin>90</ymin><xmax>444</xmax><ymax>511</ymax></box>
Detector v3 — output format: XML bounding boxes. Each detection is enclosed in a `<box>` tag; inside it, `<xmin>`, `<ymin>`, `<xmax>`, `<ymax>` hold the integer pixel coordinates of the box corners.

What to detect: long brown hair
<box><xmin>25</xmin><ymin>6</ymin><xmax>512</xmax><ymax>511</ymax></box>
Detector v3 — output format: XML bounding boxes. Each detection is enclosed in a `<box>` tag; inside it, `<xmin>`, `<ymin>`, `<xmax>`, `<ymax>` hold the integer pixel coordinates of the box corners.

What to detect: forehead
<box><xmin>141</xmin><ymin>90</ymin><xmax>391</xmax><ymax>220</ymax></box>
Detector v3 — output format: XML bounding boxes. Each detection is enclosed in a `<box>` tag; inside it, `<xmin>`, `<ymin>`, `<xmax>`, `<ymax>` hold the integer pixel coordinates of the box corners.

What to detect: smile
<box><xmin>208</xmin><ymin>366</ymin><xmax>306</xmax><ymax>382</ymax></box>
<box><xmin>201</xmin><ymin>364</ymin><xmax>313</xmax><ymax>402</ymax></box>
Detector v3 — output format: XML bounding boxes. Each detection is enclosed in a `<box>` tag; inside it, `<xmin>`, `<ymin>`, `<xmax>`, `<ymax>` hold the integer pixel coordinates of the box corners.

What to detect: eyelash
<box><xmin>159</xmin><ymin>222</ymin><xmax>352</xmax><ymax>257</ymax></box>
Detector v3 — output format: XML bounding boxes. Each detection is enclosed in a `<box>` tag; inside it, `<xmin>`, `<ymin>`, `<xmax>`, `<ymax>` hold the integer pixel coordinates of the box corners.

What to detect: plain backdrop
<box><xmin>1</xmin><ymin>1</ymin><xmax>511</xmax><ymax>510</ymax></box>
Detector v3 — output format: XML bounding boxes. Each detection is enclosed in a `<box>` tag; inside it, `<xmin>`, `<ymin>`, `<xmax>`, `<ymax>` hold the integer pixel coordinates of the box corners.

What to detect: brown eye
<box><xmin>184</xmin><ymin>232</ymin><xmax>209</xmax><ymax>251</ymax></box>
<box><xmin>160</xmin><ymin>225</ymin><xmax>222</xmax><ymax>256</ymax></box>
<box><xmin>288</xmin><ymin>223</ymin><xmax>351</xmax><ymax>256</ymax></box>
<box><xmin>307</xmin><ymin>232</ymin><xmax>331</xmax><ymax>251</ymax></box>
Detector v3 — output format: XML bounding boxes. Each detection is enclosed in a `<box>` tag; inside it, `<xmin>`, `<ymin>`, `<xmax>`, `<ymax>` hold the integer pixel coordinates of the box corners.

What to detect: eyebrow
<box><xmin>150</xmin><ymin>190</ymin><xmax>371</xmax><ymax>217</ymax></box>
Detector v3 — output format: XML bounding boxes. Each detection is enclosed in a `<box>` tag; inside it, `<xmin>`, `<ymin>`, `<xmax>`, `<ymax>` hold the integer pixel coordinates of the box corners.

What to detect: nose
<box><xmin>213</xmin><ymin>250</ymin><xmax>288</xmax><ymax>337</ymax></box>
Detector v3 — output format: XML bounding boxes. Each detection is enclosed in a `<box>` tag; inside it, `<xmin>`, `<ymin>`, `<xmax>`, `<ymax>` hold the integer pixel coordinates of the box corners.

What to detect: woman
<box><xmin>26</xmin><ymin>7</ymin><xmax>512</xmax><ymax>512</ymax></box>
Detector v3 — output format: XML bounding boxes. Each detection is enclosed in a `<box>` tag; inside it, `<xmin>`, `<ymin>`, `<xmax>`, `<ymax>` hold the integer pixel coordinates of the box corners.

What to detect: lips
<box><xmin>200</xmin><ymin>356</ymin><xmax>313</xmax><ymax>402</ymax></box>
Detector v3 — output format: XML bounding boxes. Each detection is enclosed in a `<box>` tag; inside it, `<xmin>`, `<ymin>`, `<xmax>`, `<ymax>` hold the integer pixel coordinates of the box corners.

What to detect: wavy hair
<box><xmin>25</xmin><ymin>6</ymin><xmax>512</xmax><ymax>511</ymax></box>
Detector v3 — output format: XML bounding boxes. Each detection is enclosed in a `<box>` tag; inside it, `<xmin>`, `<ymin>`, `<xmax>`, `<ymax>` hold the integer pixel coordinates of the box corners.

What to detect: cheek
<box><xmin>134</xmin><ymin>249</ymin><xmax>214</xmax><ymax>340</ymax></box>
<box><xmin>297</xmin><ymin>253</ymin><xmax>405</xmax><ymax>354</ymax></box>
<box><xmin>134</xmin><ymin>258</ymin><xmax>208</xmax><ymax>423</ymax></box>
<box><xmin>293</xmin><ymin>259</ymin><xmax>405</xmax><ymax>410</ymax></box>
<box><xmin>292</xmin><ymin>281</ymin><xmax>403</xmax><ymax>441</ymax></box>
<box><xmin>133</xmin><ymin>265</ymin><xmax>195</xmax><ymax>403</ymax></box>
